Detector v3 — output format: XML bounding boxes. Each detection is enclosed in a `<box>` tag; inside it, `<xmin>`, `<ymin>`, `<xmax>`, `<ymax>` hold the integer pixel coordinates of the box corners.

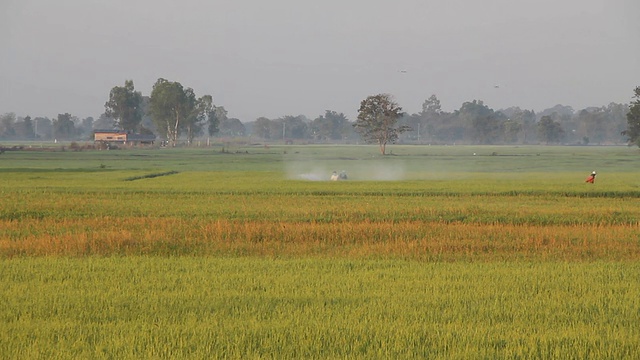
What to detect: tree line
<box><xmin>1</xmin><ymin>80</ymin><xmax>639</xmax><ymax>149</ymax></box>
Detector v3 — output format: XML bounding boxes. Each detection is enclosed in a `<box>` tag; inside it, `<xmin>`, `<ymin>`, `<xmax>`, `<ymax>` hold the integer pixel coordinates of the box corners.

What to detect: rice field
<box><xmin>1</xmin><ymin>144</ymin><xmax>640</xmax><ymax>358</ymax></box>
<box><xmin>2</xmin><ymin>257</ymin><xmax>639</xmax><ymax>359</ymax></box>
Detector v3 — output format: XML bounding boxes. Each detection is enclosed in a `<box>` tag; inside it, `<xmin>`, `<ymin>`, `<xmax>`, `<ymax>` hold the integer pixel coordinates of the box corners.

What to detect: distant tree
<box><xmin>458</xmin><ymin>100</ymin><xmax>504</xmax><ymax>144</ymax></box>
<box><xmin>23</xmin><ymin>116</ymin><xmax>35</xmax><ymax>139</ymax></box>
<box><xmin>311</xmin><ymin>110</ymin><xmax>349</xmax><ymax>141</ymax></box>
<box><xmin>416</xmin><ymin>95</ymin><xmax>444</xmax><ymax>142</ymax></box>
<box><xmin>397</xmin><ymin>113</ymin><xmax>421</xmax><ymax>142</ymax></box>
<box><xmin>602</xmin><ymin>102</ymin><xmax>629</xmax><ymax>143</ymax></box>
<box><xmin>310</xmin><ymin>114</ymin><xmax>331</xmax><ymax>141</ymax></box>
<box><xmin>622</xmin><ymin>86</ymin><xmax>640</xmax><ymax>146</ymax></box>
<box><xmin>0</xmin><ymin>113</ymin><xmax>16</xmax><ymax>139</ymax></box>
<box><xmin>538</xmin><ymin>104</ymin><xmax>574</xmax><ymax>120</ymax></box>
<box><xmin>576</xmin><ymin>108</ymin><xmax>607</xmax><ymax>144</ymax></box>
<box><xmin>53</xmin><ymin>113</ymin><xmax>76</xmax><ymax>140</ymax></box>
<box><xmin>433</xmin><ymin>111</ymin><xmax>465</xmax><ymax>143</ymax></box>
<box><xmin>421</xmin><ymin>94</ymin><xmax>442</xmax><ymax>116</ymax></box>
<box><xmin>149</xmin><ymin>78</ymin><xmax>204</xmax><ymax>147</ymax></box>
<box><xmin>149</xmin><ymin>78</ymin><xmax>182</xmax><ymax>145</ymax></box>
<box><xmin>504</xmin><ymin>108</ymin><xmax>536</xmax><ymax>143</ymax></box>
<box><xmin>93</xmin><ymin>113</ymin><xmax>116</xmax><ymax>130</ymax></box>
<box><xmin>278</xmin><ymin>115</ymin><xmax>309</xmax><ymax>139</ymax></box>
<box><xmin>219</xmin><ymin>117</ymin><xmax>246</xmax><ymax>137</ymax></box>
<box><xmin>501</xmin><ymin>119</ymin><xmax>522</xmax><ymax>144</ymax></box>
<box><xmin>471</xmin><ymin>114</ymin><xmax>504</xmax><ymax>144</ymax></box>
<box><xmin>269</xmin><ymin>115</ymin><xmax>309</xmax><ymax>140</ymax></box>
<box><xmin>253</xmin><ymin>117</ymin><xmax>271</xmax><ymax>139</ymax></box>
<box><xmin>537</xmin><ymin>115</ymin><xmax>565</xmax><ymax>144</ymax></box>
<box><xmin>270</xmin><ymin>119</ymin><xmax>285</xmax><ymax>139</ymax></box>
<box><xmin>184</xmin><ymin>94</ymin><xmax>213</xmax><ymax>145</ymax></box>
<box><xmin>354</xmin><ymin>94</ymin><xmax>409</xmax><ymax>154</ymax></box>
<box><xmin>104</xmin><ymin>80</ymin><xmax>143</xmax><ymax>132</ymax></box>
<box><xmin>208</xmin><ymin>106</ymin><xmax>226</xmax><ymax>137</ymax></box>
<box><xmin>138</xmin><ymin>96</ymin><xmax>157</xmax><ymax>135</ymax></box>
<box><xmin>538</xmin><ymin>105</ymin><xmax>574</xmax><ymax>142</ymax></box>
<box><xmin>519</xmin><ymin>110</ymin><xmax>536</xmax><ymax>144</ymax></box>
<box><xmin>77</xmin><ymin>117</ymin><xmax>94</xmax><ymax>138</ymax></box>
<box><xmin>14</xmin><ymin>115</ymin><xmax>35</xmax><ymax>139</ymax></box>
<box><xmin>33</xmin><ymin>117</ymin><xmax>52</xmax><ymax>139</ymax></box>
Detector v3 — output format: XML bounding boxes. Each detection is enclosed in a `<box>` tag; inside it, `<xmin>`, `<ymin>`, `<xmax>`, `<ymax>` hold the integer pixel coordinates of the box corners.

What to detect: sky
<box><xmin>1</xmin><ymin>0</ymin><xmax>639</xmax><ymax>122</ymax></box>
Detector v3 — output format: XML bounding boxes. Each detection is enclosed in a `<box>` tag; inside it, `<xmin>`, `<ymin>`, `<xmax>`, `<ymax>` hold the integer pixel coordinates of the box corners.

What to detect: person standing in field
<box><xmin>585</xmin><ymin>171</ymin><xmax>596</xmax><ymax>183</ymax></box>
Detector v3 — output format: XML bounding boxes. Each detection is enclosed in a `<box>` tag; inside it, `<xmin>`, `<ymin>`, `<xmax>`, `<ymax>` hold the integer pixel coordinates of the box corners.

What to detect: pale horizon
<box><xmin>2</xmin><ymin>0</ymin><xmax>639</xmax><ymax>121</ymax></box>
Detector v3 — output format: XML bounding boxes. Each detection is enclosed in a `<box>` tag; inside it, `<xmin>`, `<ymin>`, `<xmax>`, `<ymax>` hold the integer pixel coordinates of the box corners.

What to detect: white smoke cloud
<box><xmin>285</xmin><ymin>156</ymin><xmax>409</xmax><ymax>181</ymax></box>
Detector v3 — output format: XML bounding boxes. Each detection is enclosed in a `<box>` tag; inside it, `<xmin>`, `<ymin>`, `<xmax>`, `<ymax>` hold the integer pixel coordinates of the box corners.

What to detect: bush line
<box><xmin>123</xmin><ymin>171</ymin><xmax>179</xmax><ymax>181</ymax></box>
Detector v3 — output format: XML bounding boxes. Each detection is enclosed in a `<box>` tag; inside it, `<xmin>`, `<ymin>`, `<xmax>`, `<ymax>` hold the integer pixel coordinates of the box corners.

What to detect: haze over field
<box><xmin>2</xmin><ymin>0</ymin><xmax>639</xmax><ymax>121</ymax></box>
<box><xmin>289</xmin><ymin>160</ymin><xmax>408</xmax><ymax>181</ymax></box>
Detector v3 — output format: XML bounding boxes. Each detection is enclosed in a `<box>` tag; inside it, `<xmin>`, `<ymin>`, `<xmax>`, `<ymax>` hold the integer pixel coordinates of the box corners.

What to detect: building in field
<box><xmin>93</xmin><ymin>130</ymin><xmax>156</xmax><ymax>145</ymax></box>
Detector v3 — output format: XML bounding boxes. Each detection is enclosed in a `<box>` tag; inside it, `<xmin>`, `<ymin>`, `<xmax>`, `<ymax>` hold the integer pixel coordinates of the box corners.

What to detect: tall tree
<box><xmin>511</xmin><ymin>109</ymin><xmax>537</xmax><ymax>144</ymax></box>
<box><xmin>208</xmin><ymin>106</ymin><xmax>226</xmax><ymax>137</ymax></box>
<box><xmin>421</xmin><ymin>94</ymin><xmax>442</xmax><ymax>116</ymax></box>
<box><xmin>501</xmin><ymin>119</ymin><xmax>522</xmax><ymax>144</ymax></box>
<box><xmin>14</xmin><ymin>116</ymin><xmax>35</xmax><ymax>139</ymax></box>
<box><xmin>622</xmin><ymin>86</ymin><xmax>640</xmax><ymax>146</ymax></box>
<box><xmin>148</xmin><ymin>78</ymin><xmax>194</xmax><ymax>147</ymax></box>
<box><xmin>278</xmin><ymin>115</ymin><xmax>309</xmax><ymax>140</ymax></box>
<box><xmin>79</xmin><ymin>117</ymin><xmax>94</xmax><ymax>138</ymax></box>
<box><xmin>138</xmin><ymin>96</ymin><xmax>157</xmax><ymax>135</ymax></box>
<box><xmin>0</xmin><ymin>112</ymin><xmax>16</xmax><ymax>138</ymax></box>
<box><xmin>253</xmin><ymin>117</ymin><xmax>271</xmax><ymax>139</ymax></box>
<box><xmin>537</xmin><ymin>115</ymin><xmax>565</xmax><ymax>144</ymax></box>
<box><xmin>576</xmin><ymin>108</ymin><xmax>607</xmax><ymax>144</ymax></box>
<box><xmin>311</xmin><ymin>110</ymin><xmax>350</xmax><ymax>141</ymax></box>
<box><xmin>538</xmin><ymin>104</ymin><xmax>574</xmax><ymax>120</ymax></box>
<box><xmin>183</xmin><ymin>92</ymin><xmax>208</xmax><ymax>145</ymax></box>
<box><xmin>104</xmin><ymin>80</ymin><xmax>143</xmax><ymax>132</ymax></box>
<box><xmin>33</xmin><ymin>117</ymin><xmax>52</xmax><ymax>139</ymax></box>
<box><xmin>458</xmin><ymin>100</ymin><xmax>504</xmax><ymax>144</ymax></box>
<box><xmin>354</xmin><ymin>94</ymin><xmax>409</xmax><ymax>155</ymax></box>
<box><xmin>93</xmin><ymin>113</ymin><xmax>115</xmax><ymax>130</ymax></box>
<box><xmin>219</xmin><ymin>118</ymin><xmax>246</xmax><ymax>137</ymax></box>
<box><xmin>417</xmin><ymin>95</ymin><xmax>444</xmax><ymax>142</ymax></box>
<box><xmin>53</xmin><ymin>113</ymin><xmax>76</xmax><ymax>140</ymax></box>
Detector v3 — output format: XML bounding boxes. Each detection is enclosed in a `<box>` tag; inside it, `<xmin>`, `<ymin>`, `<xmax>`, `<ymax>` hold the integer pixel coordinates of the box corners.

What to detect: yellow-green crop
<box><xmin>1</xmin><ymin>145</ymin><xmax>640</xmax><ymax>358</ymax></box>
<box><xmin>1</xmin><ymin>258</ymin><xmax>639</xmax><ymax>359</ymax></box>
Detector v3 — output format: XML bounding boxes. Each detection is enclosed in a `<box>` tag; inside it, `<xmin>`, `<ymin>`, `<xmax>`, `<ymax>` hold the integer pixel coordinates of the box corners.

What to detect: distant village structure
<box><xmin>93</xmin><ymin>130</ymin><xmax>156</xmax><ymax>146</ymax></box>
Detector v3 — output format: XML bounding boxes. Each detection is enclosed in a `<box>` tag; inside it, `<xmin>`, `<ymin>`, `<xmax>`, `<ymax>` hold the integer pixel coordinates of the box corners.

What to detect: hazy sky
<box><xmin>2</xmin><ymin>0</ymin><xmax>639</xmax><ymax>121</ymax></box>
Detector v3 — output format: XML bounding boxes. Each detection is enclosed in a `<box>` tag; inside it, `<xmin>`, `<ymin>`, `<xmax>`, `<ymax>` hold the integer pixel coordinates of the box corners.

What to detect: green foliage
<box><xmin>311</xmin><ymin>110</ymin><xmax>351</xmax><ymax>141</ymax></box>
<box><xmin>0</xmin><ymin>112</ymin><xmax>17</xmax><ymax>138</ymax></box>
<box><xmin>208</xmin><ymin>105</ymin><xmax>225</xmax><ymax>136</ymax></box>
<box><xmin>104</xmin><ymin>80</ymin><xmax>143</xmax><ymax>132</ymax></box>
<box><xmin>623</xmin><ymin>86</ymin><xmax>640</xmax><ymax>146</ymax></box>
<box><xmin>252</xmin><ymin>117</ymin><xmax>271</xmax><ymax>139</ymax></box>
<box><xmin>459</xmin><ymin>100</ymin><xmax>506</xmax><ymax>144</ymax></box>
<box><xmin>421</xmin><ymin>94</ymin><xmax>442</xmax><ymax>116</ymax></box>
<box><xmin>279</xmin><ymin>115</ymin><xmax>308</xmax><ymax>139</ymax></box>
<box><xmin>501</xmin><ymin>119</ymin><xmax>522</xmax><ymax>143</ymax></box>
<box><xmin>537</xmin><ymin>115</ymin><xmax>565</xmax><ymax>144</ymax></box>
<box><xmin>52</xmin><ymin>113</ymin><xmax>77</xmax><ymax>140</ymax></box>
<box><xmin>219</xmin><ymin>117</ymin><xmax>246</xmax><ymax>137</ymax></box>
<box><xmin>148</xmin><ymin>79</ymin><xmax>215</xmax><ymax>146</ymax></box>
<box><xmin>148</xmin><ymin>79</ymin><xmax>195</xmax><ymax>146</ymax></box>
<box><xmin>354</xmin><ymin>94</ymin><xmax>410</xmax><ymax>154</ymax></box>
